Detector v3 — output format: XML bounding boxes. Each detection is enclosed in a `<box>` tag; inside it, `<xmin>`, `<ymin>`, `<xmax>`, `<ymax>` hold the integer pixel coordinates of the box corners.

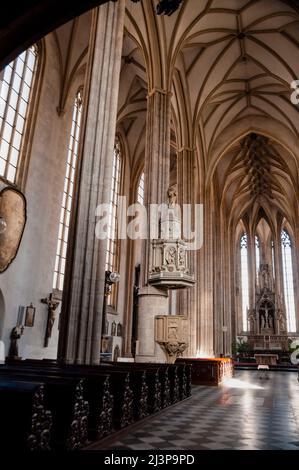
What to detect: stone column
<box><xmin>176</xmin><ymin>147</ymin><xmax>197</xmax><ymax>357</ymax></box>
<box><xmin>198</xmin><ymin>189</ymin><xmax>214</xmax><ymax>357</ymax></box>
<box><xmin>135</xmin><ymin>88</ymin><xmax>171</xmax><ymax>363</ymax></box>
<box><xmin>58</xmin><ymin>1</ymin><xmax>125</xmax><ymax>364</ymax></box>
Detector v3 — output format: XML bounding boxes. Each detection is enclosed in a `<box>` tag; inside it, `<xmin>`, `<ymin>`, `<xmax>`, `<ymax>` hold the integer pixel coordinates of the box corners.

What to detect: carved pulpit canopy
<box><xmin>0</xmin><ymin>186</ymin><xmax>26</xmax><ymax>273</ymax></box>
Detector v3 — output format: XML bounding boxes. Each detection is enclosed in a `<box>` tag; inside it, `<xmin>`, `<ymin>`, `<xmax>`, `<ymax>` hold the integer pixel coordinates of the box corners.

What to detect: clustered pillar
<box><xmin>58</xmin><ymin>1</ymin><xmax>125</xmax><ymax>364</ymax></box>
<box><xmin>135</xmin><ymin>88</ymin><xmax>172</xmax><ymax>363</ymax></box>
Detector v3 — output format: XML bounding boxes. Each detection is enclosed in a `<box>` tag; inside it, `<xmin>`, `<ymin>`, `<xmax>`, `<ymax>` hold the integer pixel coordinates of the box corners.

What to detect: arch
<box><xmin>0</xmin><ymin>0</ymin><xmax>111</xmax><ymax>69</ymax></box>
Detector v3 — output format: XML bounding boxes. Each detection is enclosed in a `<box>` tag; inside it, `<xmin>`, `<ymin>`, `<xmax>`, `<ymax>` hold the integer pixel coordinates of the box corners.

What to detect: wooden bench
<box><xmin>3</xmin><ymin>361</ymin><xmax>113</xmax><ymax>439</ymax></box>
<box><xmin>6</xmin><ymin>362</ymin><xmax>134</xmax><ymax>431</ymax></box>
<box><xmin>0</xmin><ymin>368</ymin><xmax>89</xmax><ymax>450</ymax></box>
<box><xmin>0</xmin><ymin>380</ymin><xmax>52</xmax><ymax>451</ymax></box>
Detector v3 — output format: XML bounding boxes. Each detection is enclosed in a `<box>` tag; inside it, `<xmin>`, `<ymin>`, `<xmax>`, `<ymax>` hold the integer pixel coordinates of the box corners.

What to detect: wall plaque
<box><xmin>0</xmin><ymin>186</ymin><xmax>26</xmax><ymax>273</ymax></box>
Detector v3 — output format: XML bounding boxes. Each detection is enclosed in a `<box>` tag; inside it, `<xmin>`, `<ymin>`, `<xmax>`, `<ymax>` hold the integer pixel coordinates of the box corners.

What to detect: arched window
<box><xmin>255</xmin><ymin>235</ymin><xmax>260</xmax><ymax>278</ymax></box>
<box><xmin>53</xmin><ymin>91</ymin><xmax>83</xmax><ymax>291</ymax></box>
<box><xmin>137</xmin><ymin>171</ymin><xmax>144</xmax><ymax>204</ymax></box>
<box><xmin>271</xmin><ymin>239</ymin><xmax>275</xmax><ymax>279</ymax></box>
<box><xmin>281</xmin><ymin>229</ymin><xmax>296</xmax><ymax>332</ymax></box>
<box><xmin>0</xmin><ymin>45</ymin><xmax>38</xmax><ymax>184</ymax></box>
<box><xmin>105</xmin><ymin>137</ymin><xmax>122</xmax><ymax>307</ymax></box>
<box><xmin>240</xmin><ymin>233</ymin><xmax>249</xmax><ymax>331</ymax></box>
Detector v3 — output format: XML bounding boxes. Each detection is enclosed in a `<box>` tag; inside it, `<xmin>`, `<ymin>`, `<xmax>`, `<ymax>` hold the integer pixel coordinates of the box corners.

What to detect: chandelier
<box><xmin>130</xmin><ymin>0</ymin><xmax>183</xmax><ymax>16</ymax></box>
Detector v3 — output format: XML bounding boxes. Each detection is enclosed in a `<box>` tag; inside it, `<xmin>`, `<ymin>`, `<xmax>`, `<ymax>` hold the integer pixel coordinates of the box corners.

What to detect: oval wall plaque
<box><xmin>0</xmin><ymin>187</ymin><xmax>27</xmax><ymax>273</ymax></box>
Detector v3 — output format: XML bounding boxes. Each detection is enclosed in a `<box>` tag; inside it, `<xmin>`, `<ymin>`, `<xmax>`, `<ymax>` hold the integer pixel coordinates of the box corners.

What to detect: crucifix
<box><xmin>41</xmin><ymin>293</ymin><xmax>60</xmax><ymax>347</ymax></box>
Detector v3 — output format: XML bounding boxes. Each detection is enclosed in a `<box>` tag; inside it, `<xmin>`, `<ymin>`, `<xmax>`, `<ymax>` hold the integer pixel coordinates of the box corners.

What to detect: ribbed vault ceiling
<box><xmin>217</xmin><ymin>132</ymin><xmax>299</xmax><ymax>227</ymax></box>
<box><xmin>122</xmin><ymin>0</ymin><xmax>299</xmax><ymax>225</ymax></box>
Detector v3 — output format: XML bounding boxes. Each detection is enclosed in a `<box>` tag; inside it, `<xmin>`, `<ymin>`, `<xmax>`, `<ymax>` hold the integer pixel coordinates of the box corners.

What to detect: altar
<box><xmin>245</xmin><ymin>264</ymin><xmax>290</xmax><ymax>351</ymax></box>
<box><xmin>176</xmin><ymin>357</ymin><xmax>234</xmax><ymax>386</ymax></box>
<box><xmin>254</xmin><ymin>353</ymin><xmax>278</xmax><ymax>366</ymax></box>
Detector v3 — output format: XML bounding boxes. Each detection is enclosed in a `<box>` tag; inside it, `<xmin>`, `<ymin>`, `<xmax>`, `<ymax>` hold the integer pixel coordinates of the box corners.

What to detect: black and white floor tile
<box><xmin>92</xmin><ymin>370</ymin><xmax>299</xmax><ymax>451</ymax></box>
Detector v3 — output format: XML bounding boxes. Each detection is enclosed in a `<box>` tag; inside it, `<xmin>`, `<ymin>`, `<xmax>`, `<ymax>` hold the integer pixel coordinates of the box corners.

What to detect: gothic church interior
<box><xmin>0</xmin><ymin>0</ymin><xmax>299</xmax><ymax>452</ymax></box>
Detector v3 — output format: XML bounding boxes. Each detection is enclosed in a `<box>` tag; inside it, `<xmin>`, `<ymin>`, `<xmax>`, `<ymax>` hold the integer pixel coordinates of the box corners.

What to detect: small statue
<box><xmin>260</xmin><ymin>264</ymin><xmax>272</xmax><ymax>291</ymax></box>
<box><xmin>8</xmin><ymin>325</ymin><xmax>24</xmax><ymax>358</ymax></box>
<box><xmin>264</xmin><ymin>307</ymin><xmax>269</xmax><ymax>327</ymax></box>
<box><xmin>117</xmin><ymin>322</ymin><xmax>122</xmax><ymax>337</ymax></box>
<box><xmin>113</xmin><ymin>345</ymin><xmax>120</xmax><ymax>362</ymax></box>
<box><xmin>111</xmin><ymin>321</ymin><xmax>117</xmax><ymax>336</ymax></box>
<box><xmin>179</xmin><ymin>248</ymin><xmax>185</xmax><ymax>266</ymax></box>
<box><xmin>165</xmin><ymin>246</ymin><xmax>176</xmax><ymax>265</ymax></box>
<box><xmin>248</xmin><ymin>311</ymin><xmax>255</xmax><ymax>332</ymax></box>
<box><xmin>167</xmin><ymin>185</ymin><xmax>177</xmax><ymax>207</ymax></box>
<box><xmin>278</xmin><ymin>310</ymin><xmax>286</xmax><ymax>332</ymax></box>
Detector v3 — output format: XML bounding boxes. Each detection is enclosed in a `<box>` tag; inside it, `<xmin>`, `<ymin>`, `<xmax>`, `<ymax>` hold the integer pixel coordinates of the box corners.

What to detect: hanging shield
<box><xmin>0</xmin><ymin>186</ymin><xmax>26</xmax><ymax>273</ymax></box>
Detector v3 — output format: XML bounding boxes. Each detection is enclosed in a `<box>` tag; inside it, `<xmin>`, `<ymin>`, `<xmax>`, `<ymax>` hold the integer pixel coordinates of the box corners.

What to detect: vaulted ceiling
<box><xmin>216</xmin><ymin>132</ymin><xmax>299</xmax><ymax>228</ymax></box>
<box><xmin>124</xmin><ymin>0</ymin><xmax>299</xmax><ymax>227</ymax></box>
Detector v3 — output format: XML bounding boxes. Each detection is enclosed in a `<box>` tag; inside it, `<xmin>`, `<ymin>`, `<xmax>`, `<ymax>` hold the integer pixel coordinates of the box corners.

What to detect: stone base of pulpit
<box><xmin>155</xmin><ymin>315</ymin><xmax>189</xmax><ymax>363</ymax></box>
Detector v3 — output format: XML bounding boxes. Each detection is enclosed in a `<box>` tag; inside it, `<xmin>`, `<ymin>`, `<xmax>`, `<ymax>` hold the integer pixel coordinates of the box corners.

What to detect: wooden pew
<box><xmin>4</xmin><ymin>361</ymin><xmax>113</xmax><ymax>440</ymax></box>
<box><xmin>2</xmin><ymin>363</ymin><xmax>134</xmax><ymax>431</ymax></box>
<box><xmin>111</xmin><ymin>362</ymin><xmax>190</xmax><ymax>403</ymax></box>
<box><xmin>0</xmin><ymin>380</ymin><xmax>52</xmax><ymax>451</ymax></box>
<box><xmin>0</xmin><ymin>369</ymin><xmax>89</xmax><ymax>450</ymax></box>
<box><xmin>1</xmin><ymin>359</ymin><xmax>191</xmax><ymax>449</ymax></box>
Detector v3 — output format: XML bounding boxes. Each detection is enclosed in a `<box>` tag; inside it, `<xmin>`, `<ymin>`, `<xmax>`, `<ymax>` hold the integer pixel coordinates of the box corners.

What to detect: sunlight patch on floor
<box><xmin>223</xmin><ymin>377</ymin><xmax>265</xmax><ymax>390</ymax></box>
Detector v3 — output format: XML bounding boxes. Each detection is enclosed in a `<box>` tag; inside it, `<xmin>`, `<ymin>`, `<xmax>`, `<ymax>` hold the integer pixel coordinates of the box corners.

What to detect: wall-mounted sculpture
<box><xmin>0</xmin><ymin>186</ymin><xmax>26</xmax><ymax>273</ymax></box>
<box><xmin>111</xmin><ymin>321</ymin><xmax>117</xmax><ymax>336</ymax></box>
<box><xmin>117</xmin><ymin>322</ymin><xmax>122</xmax><ymax>337</ymax></box>
<box><xmin>41</xmin><ymin>293</ymin><xmax>60</xmax><ymax>347</ymax></box>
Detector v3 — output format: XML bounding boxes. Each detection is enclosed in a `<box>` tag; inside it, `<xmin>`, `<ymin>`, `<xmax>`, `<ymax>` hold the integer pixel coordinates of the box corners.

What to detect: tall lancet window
<box><xmin>240</xmin><ymin>233</ymin><xmax>249</xmax><ymax>331</ymax></box>
<box><xmin>105</xmin><ymin>137</ymin><xmax>122</xmax><ymax>307</ymax></box>
<box><xmin>137</xmin><ymin>171</ymin><xmax>144</xmax><ymax>204</ymax></box>
<box><xmin>0</xmin><ymin>45</ymin><xmax>38</xmax><ymax>184</ymax></box>
<box><xmin>271</xmin><ymin>240</ymin><xmax>275</xmax><ymax>278</ymax></box>
<box><xmin>255</xmin><ymin>235</ymin><xmax>260</xmax><ymax>278</ymax></box>
<box><xmin>53</xmin><ymin>91</ymin><xmax>83</xmax><ymax>291</ymax></box>
<box><xmin>281</xmin><ymin>230</ymin><xmax>296</xmax><ymax>332</ymax></box>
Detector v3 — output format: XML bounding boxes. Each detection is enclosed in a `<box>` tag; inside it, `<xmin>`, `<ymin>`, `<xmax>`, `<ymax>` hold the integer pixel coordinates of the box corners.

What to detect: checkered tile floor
<box><xmin>90</xmin><ymin>370</ymin><xmax>299</xmax><ymax>450</ymax></box>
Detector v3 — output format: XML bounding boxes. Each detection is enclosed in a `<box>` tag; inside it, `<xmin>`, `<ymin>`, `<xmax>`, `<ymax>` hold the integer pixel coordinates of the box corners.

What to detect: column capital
<box><xmin>147</xmin><ymin>87</ymin><xmax>172</xmax><ymax>98</ymax></box>
<box><xmin>177</xmin><ymin>146</ymin><xmax>195</xmax><ymax>153</ymax></box>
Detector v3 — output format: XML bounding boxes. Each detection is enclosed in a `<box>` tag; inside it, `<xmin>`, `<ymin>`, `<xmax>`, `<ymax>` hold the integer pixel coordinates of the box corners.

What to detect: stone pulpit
<box><xmin>155</xmin><ymin>315</ymin><xmax>189</xmax><ymax>363</ymax></box>
<box><xmin>149</xmin><ymin>186</ymin><xmax>195</xmax><ymax>363</ymax></box>
<box><xmin>148</xmin><ymin>186</ymin><xmax>195</xmax><ymax>289</ymax></box>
